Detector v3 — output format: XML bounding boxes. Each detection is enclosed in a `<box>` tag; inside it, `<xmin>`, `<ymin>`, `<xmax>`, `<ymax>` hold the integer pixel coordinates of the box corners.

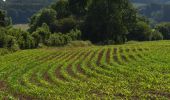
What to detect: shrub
<box><xmin>32</xmin><ymin>23</ymin><xmax>51</xmax><ymax>45</ymax></box>
<box><xmin>66</xmin><ymin>40</ymin><xmax>92</xmax><ymax>47</ymax></box>
<box><xmin>32</xmin><ymin>31</ymin><xmax>41</xmax><ymax>47</ymax></box>
<box><xmin>0</xmin><ymin>48</ymin><xmax>11</xmax><ymax>56</ymax></box>
<box><xmin>4</xmin><ymin>35</ymin><xmax>19</xmax><ymax>51</ymax></box>
<box><xmin>6</xmin><ymin>28</ymin><xmax>36</xmax><ymax>49</ymax></box>
<box><xmin>63</xmin><ymin>34</ymin><xmax>72</xmax><ymax>44</ymax></box>
<box><xmin>151</xmin><ymin>30</ymin><xmax>163</xmax><ymax>40</ymax></box>
<box><xmin>47</xmin><ymin>33</ymin><xmax>65</xmax><ymax>46</ymax></box>
<box><xmin>67</xmin><ymin>29</ymin><xmax>82</xmax><ymax>40</ymax></box>
<box><xmin>155</xmin><ymin>22</ymin><xmax>170</xmax><ymax>40</ymax></box>
<box><xmin>0</xmin><ymin>28</ymin><xmax>19</xmax><ymax>50</ymax></box>
<box><xmin>128</xmin><ymin>21</ymin><xmax>152</xmax><ymax>41</ymax></box>
<box><xmin>18</xmin><ymin>31</ymin><xmax>36</xmax><ymax>49</ymax></box>
<box><xmin>7</xmin><ymin>28</ymin><xmax>23</xmax><ymax>40</ymax></box>
<box><xmin>0</xmin><ymin>27</ymin><xmax>7</xmax><ymax>47</ymax></box>
<box><xmin>46</xmin><ymin>29</ymin><xmax>82</xmax><ymax>47</ymax></box>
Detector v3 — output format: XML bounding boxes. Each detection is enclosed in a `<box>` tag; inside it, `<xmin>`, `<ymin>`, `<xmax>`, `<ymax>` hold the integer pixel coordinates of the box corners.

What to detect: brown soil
<box><xmin>113</xmin><ymin>48</ymin><xmax>117</xmax><ymax>55</ymax></box>
<box><xmin>97</xmin><ymin>50</ymin><xmax>105</xmax><ymax>65</ymax></box>
<box><xmin>113</xmin><ymin>55</ymin><xmax>121</xmax><ymax>64</ymax></box>
<box><xmin>121</xmin><ymin>55</ymin><xmax>128</xmax><ymax>62</ymax></box>
<box><xmin>106</xmin><ymin>48</ymin><xmax>111</xmax><ymax>64</ymax></box>
<box><xmin>56</xmin><ymin>66</ymin><xmax>65</xmax><ymax>81</ymax></box>
<box><xmin>66</xmin><ymin>64</ymin><xmax>76</xmax><ymax>78</ymax></box>
<box><xmin>0</xmin><ymin>80</ymin><xmax>7</xmax><ymax>91</ymax></box>
<box><xmin>148</xmin><ymin>91</ymin><xmax>170</xmax><ymax>99</ymax></box>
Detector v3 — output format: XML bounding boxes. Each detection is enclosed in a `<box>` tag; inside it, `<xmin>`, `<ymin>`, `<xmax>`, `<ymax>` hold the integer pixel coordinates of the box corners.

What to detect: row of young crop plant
<box><xmin>0</xmin><ymin>42</ymin><xmax>170</xmax><ymax>99</ymax></box>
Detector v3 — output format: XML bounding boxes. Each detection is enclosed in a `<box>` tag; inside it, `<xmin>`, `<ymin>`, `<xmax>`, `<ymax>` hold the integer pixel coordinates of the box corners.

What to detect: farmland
<box><xmin>0</xmin><ymin>41</ymin><xmax>170</xmax><ymax>99</ymax></box>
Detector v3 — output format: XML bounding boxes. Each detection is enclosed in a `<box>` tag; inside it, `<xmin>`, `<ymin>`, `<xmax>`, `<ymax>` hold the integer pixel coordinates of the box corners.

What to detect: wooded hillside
<box><xmin>132</xmin><ymin>0</ymin><xmax>170</xmax><ymax>3</ymax></box>
<box><xmin>0</xmin><ymin>0</ymin><xmax>55</xmax><ymax>23</ymax></box>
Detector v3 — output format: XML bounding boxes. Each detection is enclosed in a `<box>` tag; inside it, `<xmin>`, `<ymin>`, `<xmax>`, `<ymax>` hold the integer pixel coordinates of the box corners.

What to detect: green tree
<box><xmin>128</xmin><ymin>21</ymin><xmax>152</xmax><ymax>41</ymax></box>
<box><xmin>0</xmin><ymin>9</ymin><xmax>11</xmax><ymax>27</ymax></box>
<box><xmin>67</xmin><ymin>29</ymin><xmax>82</xmax><ymax>40</ymax></box>
<box><xmin>32</xmin><ymin>23</ymin><xmax>51</xmax><ymax>45</ymax></box>
<box><xmin>68</xmin><ymin>0</ymin><xmax>89</xmax><ymax>18</ymax></box>
<box><xmin>151</xmin><ymin>30</ymin><xmax>163</xmax><ymax>40</ymax></box>
<box><xmin>56</xmin><ymin>16</ymin><xmax>77</xmax><ymax>33</ymax></box>
<box><xmin>84</xmin><ymin>0</ymin><xmax>135</xmax><ymax>44</ymax></box>
<box><xmin>18</xmin><ymin>31</ymin><xmax>36</xmax><ymax>49</ymax></box>
<box><xmin>0</xmin><ymin>27</ymin><xmax>19</xmax><ymax>50</ymax></box>
<box><xmin>155</xmin><ymin>22</ymin><xmax>170</xmax><ymax>39</ymax></box>
<box><xmin>0</xmin><ymin>27</ymin><xmax>7</xmax><ymax>47</ymax></box>
<box><xmin>29</xmin><ymin>8</ymin><xmax>57</xmax><ymax>32</ymax></box>
<box><xmin>51</xmin><ymin>0</ymin><xmax>71</xmax><ymax>19</ymax></box>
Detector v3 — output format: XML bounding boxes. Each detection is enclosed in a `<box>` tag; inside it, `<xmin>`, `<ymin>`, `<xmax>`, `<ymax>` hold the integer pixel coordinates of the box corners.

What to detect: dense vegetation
<box><xmin>29</xmin><ymin>0</ymin><xmax>164</xmax><ymax>45</ymax></box>
<box><xmin>0</xmin><ymin>7</ymin><xmax>82</xmax><ymax>50</ymax></box>
<box><xmin>0</xmin><ymin>41</ymin><xmax>170</xmax><ymax>99</ymax></box>
<box><xmin>0</xmin><ymin>0</ymin><xmax>168</xmax><ymax>51</ymax></box>
<box><xmin>0</xmin><ymin>0</ymin><xmax>170</xmax><ymax>99</ymax></box>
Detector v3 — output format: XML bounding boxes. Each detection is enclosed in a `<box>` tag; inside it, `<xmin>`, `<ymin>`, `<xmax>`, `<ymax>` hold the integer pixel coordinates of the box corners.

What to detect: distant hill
<box><xmin>131</xmin><ymin>0</ymin><xmax>170</xmax><ymax>4</ymax></box>
<box><xmin>132</xmin><ymin>0</ymin><xmax>170</xmax><ymax>24</ymax></box>
<box><xmin>1</xmin><ymin>0</ymin><xmax>170</xmax><ymax>24</ymax></box>
<box><xmin>0</xmin><ymin>0</ymin><xmax>55</xmax><ymax>24</ymax></box>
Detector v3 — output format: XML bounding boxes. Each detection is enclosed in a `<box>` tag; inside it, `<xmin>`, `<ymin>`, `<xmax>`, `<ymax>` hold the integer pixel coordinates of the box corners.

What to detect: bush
<box><xmin>46</xmin><ymin>29</ymin><xmax>82</xmax><ymax>47</ymax></box>
<box><xmin>0</xmin><ymin>27</ymin><xmax>20</xmax><ymax>50</ymax></box>
<box><xmin>47</xmin><ymin>33</ymin><xmax>65</xmax><ymax>46</ymax></box>
<box><xmin>67</xmin><ymin>29</ymin><xmax>81</xmax><ymax>40</ymax></box>
<box><xmin>32</xmin><ymin>31</ymin><xmax>41</xmax><ymax>47</ymax></box>
<box><xmin>0</xmin><ymin>48</ymin><xmax>11</xmax><ymax>56</ymax></box>
<box><xmin>4</xmin><ymin>35</ymin><xmax>19</xmax><ymax>51</ymax></box>
<box><xmin>128</xmin><ymin>21</ymin><xmax>152</xmax><ymax>41</ymax></box>
<box><xmin>151</xmin><ymin>30</ymin><xmax>163</xmax><ymax>40</ymax></box>
<box><xmin>6</xmin><ymin>28</ymin><xmax>36</xmax><ymax>49</ymax></box>
<box><xmin>155</xmin><ymin>22</ymin><xmax>170</xmax><ymax>40</ymax></box>
<box><xmin>0</xmin><ymin>27</ymin><xmax>7</xmax><ymax>47</ymax></box>
<box><xmin>63</xmin><ymin>34</ymin><xmax>72</xmax><ymax>44</ymax></box>
<box><xmin>7</xmin><ymin>28</ymin><xmax>23</xmax><ymax>40</ymax></box>
<box><xmin>32</xmin><ymin>23</ymin><xmax>51</xmax><ymax>46</ymax></box>
<box><xmin>66</xmin><ymin>41</ymin><xmax>92</xmax><ymax>47</ymax></box>
<box><xmin>18</xmin><ymin>31</ymin><xmax>36</xmax><ymax>49</ymax></box>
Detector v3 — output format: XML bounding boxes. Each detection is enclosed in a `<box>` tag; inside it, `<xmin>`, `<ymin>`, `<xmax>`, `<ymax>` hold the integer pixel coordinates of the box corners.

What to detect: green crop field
<box><xmin>0</xmin><ymin>41</ymin><xmax>170</xmax><ymax>99</ymax></box>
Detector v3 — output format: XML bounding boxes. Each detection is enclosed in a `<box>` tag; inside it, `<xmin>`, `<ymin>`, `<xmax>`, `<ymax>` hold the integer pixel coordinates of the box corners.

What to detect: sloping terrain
<box><xmin>0</xmin><ymin>41</ymin><xmax>170</xmax><ymax>99</ymax></box>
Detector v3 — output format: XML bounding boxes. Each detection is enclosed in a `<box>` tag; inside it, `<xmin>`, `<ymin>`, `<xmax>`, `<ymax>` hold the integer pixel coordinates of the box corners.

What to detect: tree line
<box><xmin>0</xmin><ymin>0</ymin><xmax>169</xmax><ymax>51</ymax></box>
